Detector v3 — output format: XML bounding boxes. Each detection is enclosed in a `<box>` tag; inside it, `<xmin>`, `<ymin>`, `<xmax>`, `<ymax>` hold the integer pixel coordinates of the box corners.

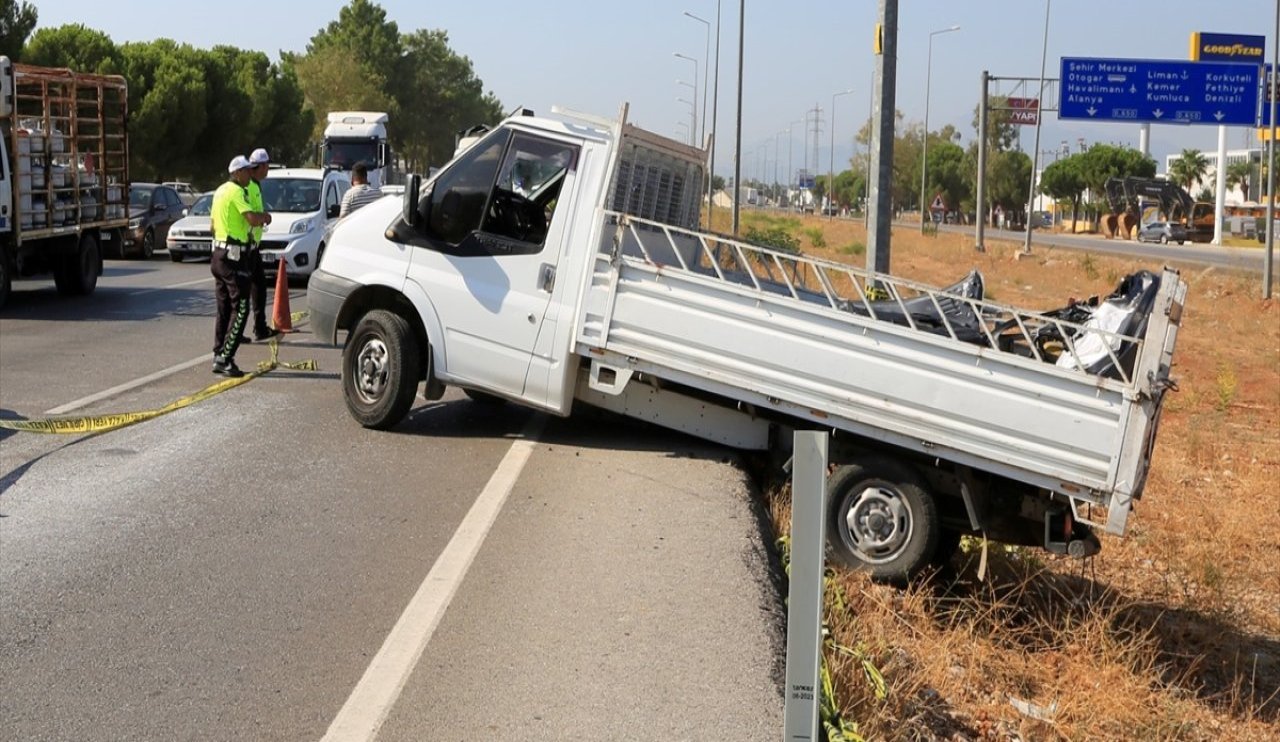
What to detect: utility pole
<box><xmin>867</xmin><ymin>0</ymin><xmax>898</xmax><ymax>276</ymax></box>
<box><xmin>974</xmin><ymin>70</ymin><xmax>989</xmax><ymax>252</ymax></box>
<box><xmin>810</xmin><ymin>103</ymin><xmax>823</xmax><ymax>197</ymax></box>
<box><xmin>1266</xmin><ymin>3</ymin><xmax>1277</xmax><ymax>299</ymax></box>
<box><xmin>732</xmin><ymin>0</ymin><xmax>744</xmax><ymax>235</ymax></box>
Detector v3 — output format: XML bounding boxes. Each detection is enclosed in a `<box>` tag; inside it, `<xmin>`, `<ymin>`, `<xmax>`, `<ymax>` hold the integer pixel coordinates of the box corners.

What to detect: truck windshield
<box><xmin>324</xmin><ymin>140</ymin><xmax>381</xmax><ymax>171</ymax></box>
<box><xmin>261</xmin><ymin>178</ymin><xmax>323</xmax><ymax>213</ymax></box>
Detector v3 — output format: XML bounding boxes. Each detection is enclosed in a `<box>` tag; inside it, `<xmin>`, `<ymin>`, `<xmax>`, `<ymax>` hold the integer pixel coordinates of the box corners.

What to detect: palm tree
<box><xmin>1225</xmin><ymin>159</ymin><xmax>1256</xmax><ymax>202</ymax></box>
<box><xmin>1168</xmin><ymin>149</ymin><xmax>1210</xmax><ymax>194</ymax></box>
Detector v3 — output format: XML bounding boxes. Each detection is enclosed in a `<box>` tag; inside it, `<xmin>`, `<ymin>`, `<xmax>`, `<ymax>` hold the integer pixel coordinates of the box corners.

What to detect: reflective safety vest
<box><xmin>211</xmin><ymin>181</ymin><xmax>253</xmax><ymax>245</ymax></box>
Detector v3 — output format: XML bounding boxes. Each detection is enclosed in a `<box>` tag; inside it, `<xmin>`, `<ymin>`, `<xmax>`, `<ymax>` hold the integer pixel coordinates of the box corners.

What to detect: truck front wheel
<box><xmin>342</xmin><ymin>309</ymin><xmax>421</xmax><ymax>430</ymax></box>
<box><xmin>826</xmin><ymin>458</ymin><xmax>940</xmax><ymax>583</ymax></box>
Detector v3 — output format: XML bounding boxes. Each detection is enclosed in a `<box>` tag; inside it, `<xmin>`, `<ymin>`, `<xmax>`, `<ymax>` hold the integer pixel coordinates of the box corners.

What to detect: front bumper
<box><xmin>260</xmin><ymin>233</ymin><xmax>321</xmax><ymax>276</ymax></box>
<box><xmin>306</xmin><ymin>269</ymin><xmax>360</xmax><ymax>345</ymax></box>
<box><xmin>167</xmin><ymin>239</ymin><xmax>212</xmax><ymax>258</ymax></box>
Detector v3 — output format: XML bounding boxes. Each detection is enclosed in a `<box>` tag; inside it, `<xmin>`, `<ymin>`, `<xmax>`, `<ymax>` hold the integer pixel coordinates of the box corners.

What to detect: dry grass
<box><xmin>730</xmin><ymin>208</ymin><xmax>1280</xmax><ymax>740</ymax></box>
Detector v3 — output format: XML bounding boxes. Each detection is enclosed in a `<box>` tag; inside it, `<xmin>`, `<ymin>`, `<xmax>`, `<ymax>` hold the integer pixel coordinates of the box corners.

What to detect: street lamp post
<box><xmin>919</xmin><ymin>25</ymin><xmax>961</xmax><ymax>234</ymax></box>
<box><xmin>674</xmin><ymin>53</ymin><xmax>700</xmax><ymax>145</ymax></box>
<box><xmin>830</xmin><ymin>88</ymin><xmax>854</xmax><ymax>220</ymax></box>
<box><xmin>787</xmin><ymin>119</ymin><xmax>802</xmax><ymax>208</ymax></box>
<box><xmin>677</xmin><ymin>80</ymin><xmax>696</xmax><ymax>143</ymax></box>
<box><xmin>682</xmin><ymin>11</ymin><xmax>710</xmax><ymax>144</ymax></box>
<box><xmin>1023</xmin><ymin>0</ymin><xmax>1052</xmax><ymax>254</ymax></box>
<box><xmin>684</xmin><ymin>7</ymin><xmax>719</xmax><ymax>229</ymax></box>
<box><xmin>677</xmin><ymin>97</ymin><xmax>696</xmax><ymax>146</ymax></box>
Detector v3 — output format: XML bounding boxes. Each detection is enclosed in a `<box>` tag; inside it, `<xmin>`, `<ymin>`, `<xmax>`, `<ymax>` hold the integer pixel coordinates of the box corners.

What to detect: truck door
<box><xmin>405</xmin><ymin>128</ymin><xmax>579</xmax><ymax>401</ymax></box>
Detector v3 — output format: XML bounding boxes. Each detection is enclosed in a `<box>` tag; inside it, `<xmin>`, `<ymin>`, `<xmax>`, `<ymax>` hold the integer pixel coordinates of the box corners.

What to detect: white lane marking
<box><xmin>127</xmin><ymin>277</ymin><xmax>212</xmax><ymax>296</ymax></box>
<box><xmin>321</xmin><ymin>416</ymin><xmax>546</xmax><ymax>742</ymax></box>
<box><xmin>45</xmin><ymin>354</ymin><xmax>209</xmax><ymax>415</ymax></box>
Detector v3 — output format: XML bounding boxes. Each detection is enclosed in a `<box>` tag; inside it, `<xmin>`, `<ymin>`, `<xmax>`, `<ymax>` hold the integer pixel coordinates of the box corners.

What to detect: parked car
<box><xmin>1136</xmin><ymin>221</ymin><xmax>1187</xmax><ymax>245</ymax></box>
<box><xmin>162</xmin><ymin>181</ymin><xmax>200</xmax><ymax>206</ymax></box>
<box><xmin>124</xmin><ymin>183</ymin><xmax>187</xmax><ymax>259</ymax></box>
<box><xmin>165</xmin><ymin>192</ymin><xmax>214</xmax><ymax>262</ymax></box>
<box><xmin>257</xmin><ymin>168</ymin><xmax>351</xmax><ymax>278</ymax></box>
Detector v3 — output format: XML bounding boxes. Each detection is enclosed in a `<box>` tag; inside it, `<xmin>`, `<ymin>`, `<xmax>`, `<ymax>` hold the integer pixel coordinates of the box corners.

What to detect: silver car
<box><xmin>1136</xmin><ymin>221</ymin><xmax>1186</xmax><ymax>245</ymax></box>
<box><xmin>166</xmin><ymin>192</ymin><xmax>214</xmax><ymax>262</ymax></box>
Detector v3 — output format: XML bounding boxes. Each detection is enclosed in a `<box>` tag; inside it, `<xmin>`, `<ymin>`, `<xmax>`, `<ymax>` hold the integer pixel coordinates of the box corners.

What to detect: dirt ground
<box><xmin>723</xmin><ymin>209</ymin><xmax>1280</xmax><ymax>741</ymax></box>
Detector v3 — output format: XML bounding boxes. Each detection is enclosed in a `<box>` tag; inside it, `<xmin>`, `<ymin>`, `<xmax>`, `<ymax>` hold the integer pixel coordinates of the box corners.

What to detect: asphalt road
<box><xmin>0</xmin><ymin>257</ymin><xmax>784</xmax><ymax>740</ymax></box>
<box><xmin>947</xmin><ymin>221</ymin><xmax>1279</xmax><ymax>275</ymax></box>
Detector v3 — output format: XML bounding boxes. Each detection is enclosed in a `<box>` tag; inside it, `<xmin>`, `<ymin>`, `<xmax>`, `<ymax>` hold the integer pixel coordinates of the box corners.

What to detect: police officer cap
<box><xmin>249</xmin><ymin>148</ymin><xmax>270</xmax><ymax>165</ymax></box>
<box><xmin>228</xmin><ymin>155</ymin><xmax>252</xmax><ymax>172</ymax></box>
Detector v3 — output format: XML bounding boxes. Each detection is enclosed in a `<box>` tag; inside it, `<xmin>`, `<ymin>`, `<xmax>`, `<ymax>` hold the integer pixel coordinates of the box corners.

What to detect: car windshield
<box><xmin>261</xmin><ymin>177</ymin><xmax>323</xmax><ymax>213</ymax></box>
<box><xmin>188</xmin><ymin>194</ymin><xmax>213</xmax><ymax>216</ymax></box>
<box><xmin>129</xmin><ymin>187</ymin><xmax>153</xmax><ymax>209</ymax></box>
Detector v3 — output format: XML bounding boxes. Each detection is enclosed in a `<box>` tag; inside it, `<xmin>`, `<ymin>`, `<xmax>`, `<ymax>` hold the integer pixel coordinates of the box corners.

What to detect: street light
<box><xmin>674</xmin><ymin>52</ymin><xmax>700</xmax><ymax>145</ymax></box>
<box><xmin>677</xmin><ymin>79</ymin><xmax>697</xmax><ymax>144</ymax></box>
<box><xmin>684</xmin><ymin>7</ymin><xmax>719</xmax><ymax>229</ymax></box>
<box><xmin>919</xmin><ymin>24</ymin><xmax>961</xmax><ymax>234</ymax></box>
<box><xmin>830</xmin><ymin>88</ymin><xmax>854</xmax><ymax>220</ymax></box>
<box><xmin>1023</xmin><ymin>0</ymin><xmax>1051</xmax><ymax>255</ymax></box>
<box><xmin>682</xmin><ymin>11</ymin><xmax>710</xmax><ymax>144</ymax></box>
<box><xmin>787</xmin><ymin>118</ymin><xmax>803</xmax><ymax>208</ymax></box>
<box><xmin>677</xmin><ymin>97</ymin><xmax>697</xmax><ymax>145</ymax></box>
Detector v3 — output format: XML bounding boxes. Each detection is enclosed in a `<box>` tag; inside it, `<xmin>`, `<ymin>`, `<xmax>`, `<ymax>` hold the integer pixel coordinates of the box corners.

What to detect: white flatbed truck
<box><xmin>307</xmin><ymin>105</ymin><xmax>1186</xmax><ymax>580</ymax></box>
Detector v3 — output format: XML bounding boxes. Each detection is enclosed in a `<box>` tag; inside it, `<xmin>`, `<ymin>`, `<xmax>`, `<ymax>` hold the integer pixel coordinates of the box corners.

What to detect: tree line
<box><xmin>1</xmin><ymin>0</ymin><xmax>503</xmax><ymax>188</ymax></box>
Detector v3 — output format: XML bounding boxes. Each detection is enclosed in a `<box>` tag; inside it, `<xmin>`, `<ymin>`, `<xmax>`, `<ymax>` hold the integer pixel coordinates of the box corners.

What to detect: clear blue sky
<box><xmin>35</xmin><ymin>0</ymin><xmax>1278</xmax><ymax>179</ymax></box>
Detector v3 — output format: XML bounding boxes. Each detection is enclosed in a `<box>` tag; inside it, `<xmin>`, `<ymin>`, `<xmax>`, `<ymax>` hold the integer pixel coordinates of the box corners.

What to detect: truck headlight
<box><xmin>290</xmin><ymin>218</ymin><xmax>313</xmax><ymax>234</ymax></box>
<box><xmin>128</xmin><ymin>218</ymin><xmax>142</xmax><ymax>229</ymax></box>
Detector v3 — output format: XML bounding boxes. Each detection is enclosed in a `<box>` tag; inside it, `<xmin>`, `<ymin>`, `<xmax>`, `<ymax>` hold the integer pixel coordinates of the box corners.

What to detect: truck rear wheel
<box><xmin>0</xmin><ymin>249</ymin><xmax>11</xmax><ymax>309</ymax></box>
<box><xmin>343</xmin><ymin>309</ymin><xmax>421</xmax><ymax>430</ymax></box>
<box><xmin>54</xmin><ymin>234</ymin><xmax>100</xmax><ymax>296</ymax></box>
<box><xmin>826</xmin><ymin>457</ymin><xmax>939</xmax><ymax>583</ymax></box>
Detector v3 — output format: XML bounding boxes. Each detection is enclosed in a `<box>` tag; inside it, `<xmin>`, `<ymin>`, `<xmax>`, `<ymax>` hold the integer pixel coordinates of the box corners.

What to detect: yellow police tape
<box><xmin>0</xmin><ymin>318</ymin><xmax>317</xmax><ymax>435</ymax></box>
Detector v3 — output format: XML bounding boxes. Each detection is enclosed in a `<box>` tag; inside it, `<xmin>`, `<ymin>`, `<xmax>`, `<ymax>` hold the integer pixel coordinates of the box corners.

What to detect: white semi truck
<box><xmin>0</xmin><ymin>56</ymin><xmax>129</xmax><ymax>309</ymax></box>
<box><xmin>321</xmin><ymin>111</ymin><xmax>390</xmax><ymax>189</ymax></box>
<box><xmin>307</xmin><ymin>105</ymin><xmax>1186</xmax><ymax>580</ymax></box>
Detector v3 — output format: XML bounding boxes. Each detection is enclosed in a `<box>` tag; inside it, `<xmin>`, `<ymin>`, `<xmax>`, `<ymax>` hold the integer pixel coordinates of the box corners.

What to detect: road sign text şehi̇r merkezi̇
<box><xmin>1059</xmin><ymin>57</ymin><xmax>1258</xmax><ymax>125</ymax></box>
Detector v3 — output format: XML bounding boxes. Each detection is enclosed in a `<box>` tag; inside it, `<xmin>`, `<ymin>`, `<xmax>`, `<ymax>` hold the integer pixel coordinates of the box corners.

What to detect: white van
<box><xmin>257</xmin><ymin>167</ymin><xmax>350</xmax><ymax>278</ymax></box>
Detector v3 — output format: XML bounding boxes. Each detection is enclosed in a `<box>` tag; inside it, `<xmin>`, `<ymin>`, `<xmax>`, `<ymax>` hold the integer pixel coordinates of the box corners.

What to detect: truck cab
<box><xmin>321</xmin><ymin>111</ymin><xmax>390</xmax><ymax>188</ymax></box>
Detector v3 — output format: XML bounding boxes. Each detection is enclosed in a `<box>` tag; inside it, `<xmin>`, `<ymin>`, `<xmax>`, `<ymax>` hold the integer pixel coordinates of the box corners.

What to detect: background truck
<box><xmin>0</xmin><ymin>56</ymin><xmax>129</xmax><ymax>309</ymax></box>
<box><xmin>321</xmin><ymin>111</ymin><xmax>391</xmax><ymax>188</ymax></box>
<box><xmin>307</xmin><ymin>105</ymin><xmax>1186</xmax><ymax>581</ymax></box>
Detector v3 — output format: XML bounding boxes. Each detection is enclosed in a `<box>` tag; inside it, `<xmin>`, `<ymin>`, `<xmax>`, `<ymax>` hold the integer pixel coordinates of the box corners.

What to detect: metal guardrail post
<box><xmin>782</xmin><ymin>431</ymin><xmax>828</xmax><ymax>741</ymax></box>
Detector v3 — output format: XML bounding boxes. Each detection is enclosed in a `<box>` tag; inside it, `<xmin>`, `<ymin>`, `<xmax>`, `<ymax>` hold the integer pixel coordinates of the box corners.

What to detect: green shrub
<box><xmin>744</xmin><ymin>225</ymin><xmax>800</xmax><ymax>253</ymax></box>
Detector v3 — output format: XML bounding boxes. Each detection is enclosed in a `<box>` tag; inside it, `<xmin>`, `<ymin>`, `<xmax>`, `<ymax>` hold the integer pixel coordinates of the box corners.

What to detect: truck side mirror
<box><xmin>327</xmin><ymin>203</ymin><xmax>340</xmax><ymax>219</ymax></box>
<box><xmin>402</xmin><ymin>174</ymin><xmax>422</xmax><ymax>228</ymax></box>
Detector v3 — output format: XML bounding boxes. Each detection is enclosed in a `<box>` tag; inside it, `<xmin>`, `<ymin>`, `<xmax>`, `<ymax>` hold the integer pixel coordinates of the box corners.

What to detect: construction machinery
<box><xmin>1103</xmin><ymin>177</ymin><xmax>1212</xmax><ymax>242</ymax></box>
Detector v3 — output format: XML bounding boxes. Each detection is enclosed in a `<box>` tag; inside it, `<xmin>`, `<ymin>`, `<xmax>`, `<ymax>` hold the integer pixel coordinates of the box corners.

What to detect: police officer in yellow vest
<box><xmin>210</xmin><ymin>155</ymin><xmax>271</xmax><ymax>377</ymax></box>
<box><xmin>246</xmin><ymin>148</ymin><xmax>280</xmax><ymax>341</ymax></box>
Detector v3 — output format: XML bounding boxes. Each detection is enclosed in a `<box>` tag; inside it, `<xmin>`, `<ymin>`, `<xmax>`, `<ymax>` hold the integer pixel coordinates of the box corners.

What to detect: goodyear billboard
<box><xmin>1189</xmin><ymin>32</ymin><xmax>1265</xmax><ymax>64</ymax></box>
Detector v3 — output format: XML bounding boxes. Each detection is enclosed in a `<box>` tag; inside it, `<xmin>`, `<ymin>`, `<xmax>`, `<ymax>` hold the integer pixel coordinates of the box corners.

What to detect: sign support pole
<box><xmin>782</xmin><ymin>431</ymin><xmax>828</xmax><ymax>742</ymax></box>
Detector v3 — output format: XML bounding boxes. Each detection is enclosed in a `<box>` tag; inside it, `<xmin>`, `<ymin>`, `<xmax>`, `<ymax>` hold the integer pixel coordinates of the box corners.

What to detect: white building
<box><xmin>1163</xmin><ymin>148</ymin><xmax>1263</xmax><ymax>204</ymax></box>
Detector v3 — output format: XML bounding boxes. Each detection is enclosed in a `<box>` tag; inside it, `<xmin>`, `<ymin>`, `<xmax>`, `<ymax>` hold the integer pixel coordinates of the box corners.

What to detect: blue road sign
<box><xmin>1059</xmin><ymin>57</ymin><xmax>1259</xmax><ymax>126</ymax></box>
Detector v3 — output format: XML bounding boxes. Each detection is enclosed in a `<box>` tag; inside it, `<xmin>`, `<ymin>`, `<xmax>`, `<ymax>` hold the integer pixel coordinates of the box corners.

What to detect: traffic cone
<box><xmin>272</xmin><ymin>258</ymin><xmax>293</xmax><ymax>332</ymax></box>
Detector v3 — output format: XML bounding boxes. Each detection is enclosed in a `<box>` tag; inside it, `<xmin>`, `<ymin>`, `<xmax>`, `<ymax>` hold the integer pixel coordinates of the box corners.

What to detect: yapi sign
<box><xmin>1007</xmin><ymin>97</ymin><xmax>1039</xmax><ymax>125</ymax></box>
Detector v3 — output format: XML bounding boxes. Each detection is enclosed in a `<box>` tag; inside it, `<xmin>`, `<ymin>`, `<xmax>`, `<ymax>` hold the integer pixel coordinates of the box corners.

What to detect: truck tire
<box><xmin>343</xmin><ymin>309</ymin><xmax>421</xmax><ymax>430</ymax></box>
<box><xmin>54</xmin><ymin>233</ymin><xmax>100</xmax><ymax>296</ymax></box>
<box><xmin>0</xmin><ymin>249</ymin><xmax>11</xmax><ymax>309</ymax></box>
<box><xmin>826</xmin><ymin>457</ymin><xmax>939</xmax><ymax>583</ymax></box>
<box><xmin>139</xmin><ymin>229</ymin><xmax>155</xmax><ymax>259</ymax></box>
